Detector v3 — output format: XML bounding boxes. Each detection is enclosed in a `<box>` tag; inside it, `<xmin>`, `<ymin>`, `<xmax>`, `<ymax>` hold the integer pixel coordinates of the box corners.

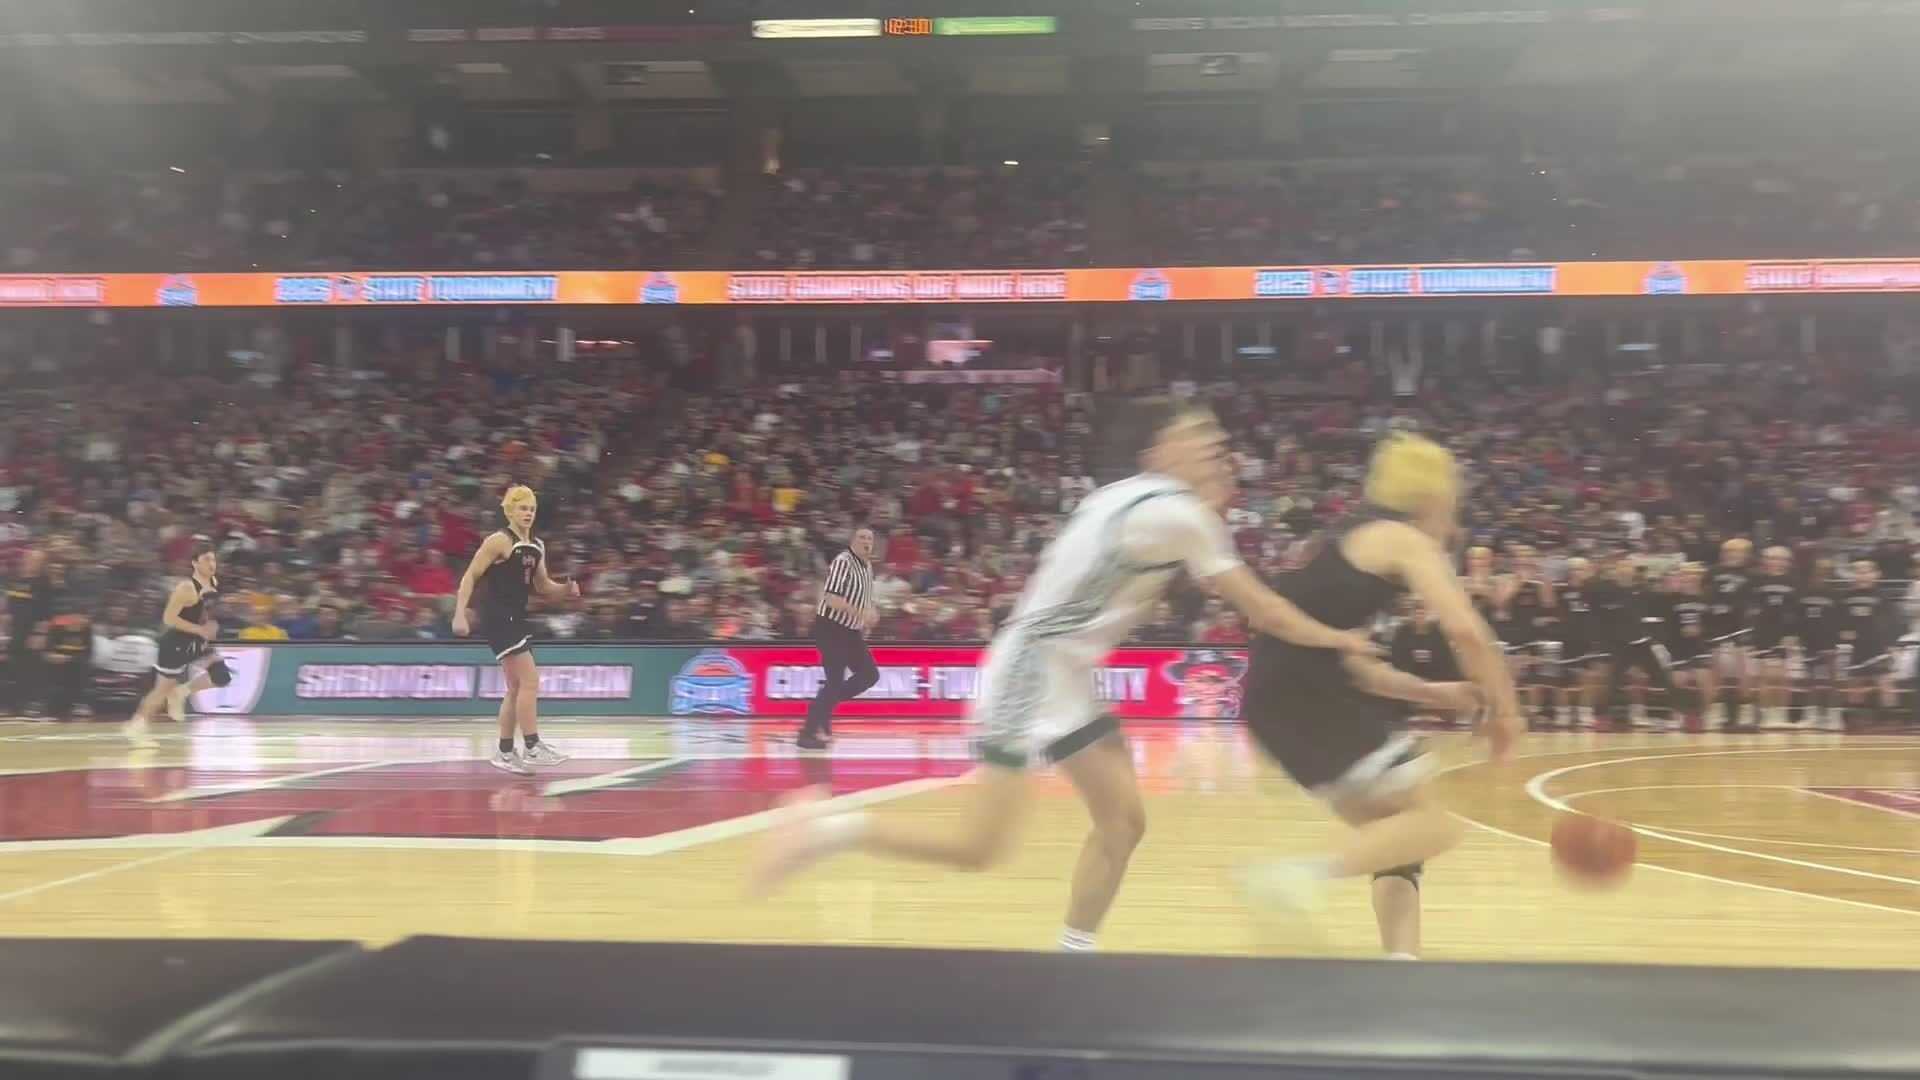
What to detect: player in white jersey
<box><xmin>750</xmin><ymin>398</ymin><xmax>1378</xmax><ymax>952</ymax></box>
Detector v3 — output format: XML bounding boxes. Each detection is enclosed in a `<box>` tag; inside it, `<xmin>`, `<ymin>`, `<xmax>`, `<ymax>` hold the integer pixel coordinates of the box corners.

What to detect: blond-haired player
<box><xmin>1237</xmin><ymin>433</ymin><xmax>1522</xmax><ymax>959</ymax></box>
<box><xmin>749</xmin><ymin>398</ymin><xmax>1380</xmax><ymax>953</ymax></box>
<box><xmin>453</xmin><ymin>485</ymin><xmax>579</xmax><ymax>774</ymax></box>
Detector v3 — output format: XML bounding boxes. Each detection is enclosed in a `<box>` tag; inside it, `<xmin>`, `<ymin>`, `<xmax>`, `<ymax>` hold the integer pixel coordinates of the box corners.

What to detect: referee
<box><xmin>800</xmin><ymin>526</ymin><xmax>880</xmax><ymax>750</ymax></box>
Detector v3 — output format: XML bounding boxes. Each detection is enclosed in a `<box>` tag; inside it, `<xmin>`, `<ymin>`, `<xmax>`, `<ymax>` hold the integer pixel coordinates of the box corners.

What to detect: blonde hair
<box><xmin>501</xmin><ymin>485</ymin><xmax>537</xmax><ymax>512</ymax></box>
<box><xmin>1365</xmin><ymin>434</ymin><xmax>1457</xmax><ymax>514</ymax></box>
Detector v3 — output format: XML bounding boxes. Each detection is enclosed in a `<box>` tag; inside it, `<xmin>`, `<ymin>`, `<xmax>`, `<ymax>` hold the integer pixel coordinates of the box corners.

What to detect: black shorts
<box><xmin>1667</xmin><ymin>640</ymin><xmax>1709</xmax><ymax>670</ymax></box>
<box><xmin>154</xmin><ymin>632</ymin><xmax>208</xmax><ymax>679</ymax></box>
<box><xmin>1241</xmin><ymin>653</ymin><xmax>1427</xmax><ymax>799</ymax></box>
<box><xmin>483</xmin><ymin>614</ymin><xmax>534</xmax><ymax>662</ymax></box>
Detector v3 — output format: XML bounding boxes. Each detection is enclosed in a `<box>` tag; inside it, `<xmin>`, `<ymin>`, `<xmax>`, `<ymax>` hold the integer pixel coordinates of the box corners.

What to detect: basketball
<box><xmin>1550</xmin><ymin>813</ymin><xmax>1636</xmax><ymax>888</ymax></box>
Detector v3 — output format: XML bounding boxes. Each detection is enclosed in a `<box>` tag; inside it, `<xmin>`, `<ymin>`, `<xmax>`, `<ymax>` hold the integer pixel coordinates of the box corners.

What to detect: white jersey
<box><xmin>976</xmin><ymin>473</ymin><xmax>1242</xmax><ymax>766</ymax></box>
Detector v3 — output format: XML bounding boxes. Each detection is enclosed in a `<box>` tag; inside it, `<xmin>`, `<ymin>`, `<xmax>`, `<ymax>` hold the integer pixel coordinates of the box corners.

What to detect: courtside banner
<box><xmin>13</xmin><ymin>259</ymin><xmax>1920</xmax><ymax>308</ymax></box>
<box><xmin>663</xmin><ymin>645</ymin><xmax>1249</xmax><ymax>720</ymax></box>
<box><xmin>192</xmin><ymin>643</ymin><xmax>1249</xmax><ymax>719</ymax></box>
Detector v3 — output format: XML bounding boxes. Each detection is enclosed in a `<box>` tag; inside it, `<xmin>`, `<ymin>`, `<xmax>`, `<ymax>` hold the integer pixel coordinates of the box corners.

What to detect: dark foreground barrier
<box><xmin>2</xmin><ymin>936</ymin><xmax>1916</xmax><ymax>1080</ymax></box>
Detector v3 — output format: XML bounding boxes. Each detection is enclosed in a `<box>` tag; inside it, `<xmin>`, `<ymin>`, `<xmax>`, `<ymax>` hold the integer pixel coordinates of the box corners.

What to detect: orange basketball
<box><xmin>1550</xmin><ymin>812</ymin><xmax>1636</xmax><ymax>889</ymax></box>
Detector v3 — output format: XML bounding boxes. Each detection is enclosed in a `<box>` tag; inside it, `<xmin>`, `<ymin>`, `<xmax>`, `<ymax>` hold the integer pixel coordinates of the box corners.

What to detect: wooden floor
<box><xmin>0</xmin><ymin>717</ymin><xmax>1914</xmax><ymax>967</ymax></box>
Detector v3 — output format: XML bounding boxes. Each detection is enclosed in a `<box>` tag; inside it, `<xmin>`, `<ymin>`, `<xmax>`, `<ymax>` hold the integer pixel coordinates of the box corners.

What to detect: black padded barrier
<box><xmin>166</xmin><ymin>937</ymin><xmax>1920</xmax><ymax>1080</ymax></box>
<box><xmin>0</xmin><ymin>938</ymin><xmax>360</xmax><ymax>1080</ymax></box>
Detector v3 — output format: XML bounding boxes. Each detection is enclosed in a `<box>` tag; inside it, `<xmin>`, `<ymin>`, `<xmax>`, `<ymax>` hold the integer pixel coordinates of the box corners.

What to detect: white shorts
<box><xmin>971</xmin><ymin>639</ymin><xmax>1115</xmax><ymax>770</ymax></box>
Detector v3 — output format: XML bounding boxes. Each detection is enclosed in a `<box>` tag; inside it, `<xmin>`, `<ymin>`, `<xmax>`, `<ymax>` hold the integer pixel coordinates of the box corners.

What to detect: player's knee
<box><xmin>1373</xmin><ymin>862</ymin><xmax>1424</xmax><ymax>890</ymax></box>
<box><xmin>1101</xmin><ymin>802</ymin><xmax>1148</xmax><ymax>853</ymax></box>
<box><xmin>207</xmin><ymin>661</ymin><xmax>233</xmax><ymax>689</ymax></box>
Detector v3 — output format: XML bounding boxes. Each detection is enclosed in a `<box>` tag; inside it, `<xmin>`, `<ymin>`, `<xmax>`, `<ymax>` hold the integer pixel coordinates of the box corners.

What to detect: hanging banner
<box><xmin>10</xmin><ymin>258</ymin><xmax>1920</xmax><ymax>308</ymax></box>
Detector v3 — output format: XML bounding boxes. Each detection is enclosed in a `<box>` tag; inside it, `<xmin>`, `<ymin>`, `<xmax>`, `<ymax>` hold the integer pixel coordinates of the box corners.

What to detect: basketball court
<box><xmin>0</xmin><ymin>718</ymin><xmax>1913</xmax><ymax>967</ymax></box>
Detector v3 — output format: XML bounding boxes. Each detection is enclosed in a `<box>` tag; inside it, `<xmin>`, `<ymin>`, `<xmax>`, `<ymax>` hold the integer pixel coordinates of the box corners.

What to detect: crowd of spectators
<box><xmin>743</xmin><ymin>166</ymin><xmax>1090</xmax><ymax>270</ymax></box>
<box><xmin>0</xmin><ymin>172</ymin><xmax>722</xmax><ymax>273</ymax></box>
<box><xmin>1135</xmin><ymin>156</ymin><xmax>1920</xmax><ymax>266</ymax></box>
<box><xmin>4</xmin><ymin>326</ymin><xmax>1920</xmax><ymax>711</ymax></box>
<box><xmin>10</xmin><ymin>154</ymin><xmax>1920</xmax><ymax>273</ymax></box>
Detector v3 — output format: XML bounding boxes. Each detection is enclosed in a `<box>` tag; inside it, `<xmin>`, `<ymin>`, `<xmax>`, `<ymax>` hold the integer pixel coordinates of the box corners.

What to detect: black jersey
<box><xmin>1591</xmin><ymin>582</ymin><xmax>1656</xmax><ymax>646</ymax></box>
<box><xmin>1251</xmin><ymin>506</ymin><xmax>1407</xmax><ymax>686</ymax></box>
<box><xmin>1706</xmin><ymin>567</ymin><xmax>1752</xmax><ymax>637</ymax></box>
<box><xmin>479</xmin><ymin>532</ymin><xmax>545</xmax><ymax>621</ymax></box>
<box><xmin>1663</xmin><ymin>591</ymin><xmax>1710</xmax><ymax>657</ymax></box>
<box><xmin>1558</xmin><ymin>581</ymin><xmax>1595</xmax><ymax>648</ymax></box>
<box><xmin>1749</xmin><ymin>574</ymin><xmax>1798</xmax><ymax>648</ymax></box>
<box><xmin>1391</xmin><ymin>620</ymin><xmax>1460</xmax><ymax>682</ymax></box>
<box><xmin>5</xmin><ymin>572</ymin><xmax>49</xmax><ymax>652</ymax></box>
<box><xmin>1795</xmin><ymin>588</ymin><xmax>1839</xmax><ymax>652</ymax></box>
<box><xmin>1510</xmin><ymin>578</ymin><xmax>1553</xmax><ymax>644</ymax></box>
<box><xmin>1839</xmin><ymin>586</ymin><xmax>1896</xmax><ymax>657</ymax></box>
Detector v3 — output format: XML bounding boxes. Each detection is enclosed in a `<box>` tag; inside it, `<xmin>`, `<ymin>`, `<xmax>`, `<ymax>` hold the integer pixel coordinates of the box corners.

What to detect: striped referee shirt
<box><xmin>817</xmin><ymin>548</ymin><xmax>874</xmax><ymax>631</ymax></box>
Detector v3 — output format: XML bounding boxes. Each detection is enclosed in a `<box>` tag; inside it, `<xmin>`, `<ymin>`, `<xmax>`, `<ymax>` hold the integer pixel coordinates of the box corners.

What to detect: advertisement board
<box><xmin>16</xmin><ymin>258</ymin><xmax>1920</xmax><ymax>309</ymax></box>
<box><xmin>186</xmin><ymin>643</ymin><xmax>1251</xmax><ymax>721</ymax></box>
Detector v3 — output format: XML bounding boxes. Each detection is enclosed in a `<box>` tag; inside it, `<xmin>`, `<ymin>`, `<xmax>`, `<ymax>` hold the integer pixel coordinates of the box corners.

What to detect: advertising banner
<box><xmin>185</xmin><ymin>643</ymin><xmax>1251</xmax><ymax>720</ymax></box>
<box><xmin>663</xmin><ymin>645</ymin><xmax>1249</xmax><ymax>720</ymax></box>
<box><xmin>17</xmin><ymin>259</ymin><xmax>1920</xmax><ymax>309</ymax></box>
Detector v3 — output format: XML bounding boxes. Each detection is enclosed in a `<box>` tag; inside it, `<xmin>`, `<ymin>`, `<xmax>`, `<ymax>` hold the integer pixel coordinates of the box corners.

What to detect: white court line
<box><xmin>147</xmin><ymin>758</ymin><xmax>429</xmax><ymax>803</ymax></box>
<box><xmin>1554</xmin><ymin>785</ymin><xmax>1920</xmax><ymax>854</ymax></box>
<box><xmin>1524</xmin><ymin>749</ymin><xmax>1920</xmax><ymax>890</ymax></box>
<box><xmin>1438</xmin><ymin>746</ymin><xmax>1920</xmax><ymax>919</ymax></box>
<box><xmin>0</xmin><ymin>817</ymin><xmax>294</xmax><ymax>902</ymax></box>
<box><xmin>542</xmin><ymin>757</ymin><xmax>688</xmax><ymax>797</ymax></box>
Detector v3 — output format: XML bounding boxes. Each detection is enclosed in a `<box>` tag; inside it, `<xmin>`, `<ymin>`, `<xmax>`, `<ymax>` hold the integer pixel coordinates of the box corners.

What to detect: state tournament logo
<box><xmin>333</xmin><ymin>275</ymin><xmax>361</xmax><ymax>302</ymax></box>
<box><xmin>156</xmin><ymin>275</ymin><xmax>200</xmax><ymax>307</ymax></box>
<box><xmin>639</xmin><ymin>272</ymin><xmax>681</xmax><ymax>304</ymax></box>
<box><xmin>1316</xmin><ymin>268</ymin><xmax>1346</xmax><ymax>296</ymax></box>
<box><xmin>1128</xmin><ymin>269</ymin><xmax>1173</xmax><ymax>301</ymax></box>
<box><xmin>669</xmin><ymin>649</ymin><xmax>754</xmax><ymax>716</ymax></box>
<box><xmin>1160</xmin><ymin>649</ymin><xmax>1248</xmax><ymax>719</ymax></box>
<box><xmin>1643</xmin><ymin>262</ymin><xmax>1688</xmax><ymax>295</ymax></box>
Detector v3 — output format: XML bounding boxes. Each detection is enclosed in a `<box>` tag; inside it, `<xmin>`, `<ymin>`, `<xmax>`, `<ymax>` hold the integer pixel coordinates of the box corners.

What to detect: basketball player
<box><xmin>1503</xmin><ymin>545</ymin><xmax>1555</xmax><ymax>726</ymax></box>
<box><xmin>453</xmin><ymin>485</ymin><xmax>579</xmax><ymax>774</ymax></box>
<box><xmin>1389</xmin><ymin>598</ymin><xmax>1463</xmax><ymax>724</ymax></box>
<box><xmin>1553</xmin><ymin>557</ymin><xmax>1603</xmax><ymax>728</ymax></box>
<box><xmin>1707</xmin><ymin>539</ymin><xmax>1755</xmax><ymax>730</ymax></box>
<box><xmin>1662</xmin><ymin>564</ymin><xmax>1713</xmax><ymax>732</ymax></box>
<box><xmin>1748</xmin><ymin>546</ymin><xmax>1799</xmax><ymax>728</ymax></box>
<box><xmin>1594</xmin><ymin>557</ymin><xmax>1676</xmax><ymax>730</ymax></box>
<box><xmin>749</xmin><ymin>398</ymin><xmax>1379</xmax><ymax>953</ymax></box>
<box><xmin>1837</xmin><ymin>559</ymin><xmax>1899</xmax><ymax>733</ymax></box>
<box><xmin>1236</xmin><ymin>434</ymin><xmax>1520</xmax><ymax>961</ymax></box>
<box><xmin>124</xmin><ymin>542</ymin><xmax>226</xmax><ymax>747</ymax></box>
<box><xmin>1792</xmin><ymin>556</ymin><xmax>1840</xmax><ymax>729</ymax></box>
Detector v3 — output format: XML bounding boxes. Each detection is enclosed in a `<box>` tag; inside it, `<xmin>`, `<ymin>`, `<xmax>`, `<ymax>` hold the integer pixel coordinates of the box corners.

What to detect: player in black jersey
<box><xmin>1389</xmin><ymin>598</ymin><xmax>1464</xmax><ymax>725</ymax></box>
<box><xmin>1707</xmin><ymin>538</ymin><xmax>1755</xmax><ymax>729</ymax></box>
<box><xmin>1502</xmin><ymin>545</ymin><xmax>1556</xmax><ymax>726</ymax></box>
<box><xmin>1837</xmin><ymin>559</ymin><xmax>1900</xmax><ymax>732</ymax></box>
<box><xmin>1552</xmin><ymin>557</ymin><xmax>1603</xmax><ymax>728</ymax></box>
<box><xmin>453</xmin><ymin>485</ymin><xmax>580</xmax><ymax>774</ymax></box>
<box><xmin>1748</xmin><ymin>546</ymin><xmax>1799</xmax><ymax>727</ymax></box>
<box><xmin>1238</xmin><ymin>435</ymin><xmax>1521</xmax><ymax>961</ymax></box>
<box><xmin>1662</xmin><ymin>564</ymin><xmax>1714</xmax><ymax>731</ymax></box>
<box><xmin>124</xmin><ymin>542</ymin><xmax>226</xmax><ymax>747</ymax></box>
<box><xmin>1594</xmin><ymin>558</ymin><xmax>1677</xmax><ymax>730</ymax></box>
<box><xmin>1792</xmin><ymin>556</ymin><xmax>1842</xmax><ymax>729</ymax></box>
<box><xmin>1463</xmin><ymin>546</ymin><xmax>1502</xmax><ymax>642</ymax></box>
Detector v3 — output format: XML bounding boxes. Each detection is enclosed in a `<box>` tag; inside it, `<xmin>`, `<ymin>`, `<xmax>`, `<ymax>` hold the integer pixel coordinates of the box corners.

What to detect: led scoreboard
<box><xmin>884</xmin><ymin>17</ymin><xmax>934</xmax><ymax>35</ymax></box>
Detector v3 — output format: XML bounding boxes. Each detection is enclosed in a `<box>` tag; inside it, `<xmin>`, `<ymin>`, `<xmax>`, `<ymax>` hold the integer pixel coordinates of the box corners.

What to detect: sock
<box><xmin>499</xmin><ymin>738</ymin><xmax>515</xmax><ymax>755</ymax></box>
<box><xmin>524</xmin><ymin>732</ymin><xmax>541</xmax><ymax>748</ymax></box>
<box><xmin>1059</xmin><ymin>928</ymin><xmax>1098</xmax><ymax>952</ymax></box>
<box><xmin>1384</xmin><ymin>952</ymin><xmax>1419</xmax><ymax>961</ymax></box>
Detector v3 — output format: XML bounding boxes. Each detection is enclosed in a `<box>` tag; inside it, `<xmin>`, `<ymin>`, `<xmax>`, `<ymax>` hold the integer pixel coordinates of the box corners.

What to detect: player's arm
<box><xmin>161</xmin><ymin>581</ymin><xmax>213</xmax><ymax>638</ymax></box>
<box><xmin>1343</xmin><ymin>652</ymin><xmax>1479</xmax><ymax>711</ymax></box>
<box><xmin>452</xmin><ymin>533</ymin><xmax>509</xmax><ymax>634</ymax></box>
<box><xmin>535</xmin><ymin>552</ymin><xmax>580</xmax><ymax>600</ymax></box>
<box><xmin>1380</xmin><ymin>526</ymin><xmax>1521</xmax><ymax>757</ymax></box>
<box><xmin>1204</xmin><ymin>566</ymin><xmax>1374</xmax><ymax>655</ymax></box>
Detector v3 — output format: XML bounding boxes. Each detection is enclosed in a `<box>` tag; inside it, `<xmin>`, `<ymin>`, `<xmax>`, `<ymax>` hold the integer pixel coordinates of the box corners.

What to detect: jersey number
<box><xmin>522</xmin><ymin>555</ymin><xmax>537</xmax><ymax>586</ymax></box>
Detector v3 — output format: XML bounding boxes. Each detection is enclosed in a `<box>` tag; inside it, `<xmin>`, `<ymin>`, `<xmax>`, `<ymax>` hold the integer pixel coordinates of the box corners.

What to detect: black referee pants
<box><xmin>805</xmin><ymin>618</ymin><xmax>878</xmax><ymax>737</ymax></box>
